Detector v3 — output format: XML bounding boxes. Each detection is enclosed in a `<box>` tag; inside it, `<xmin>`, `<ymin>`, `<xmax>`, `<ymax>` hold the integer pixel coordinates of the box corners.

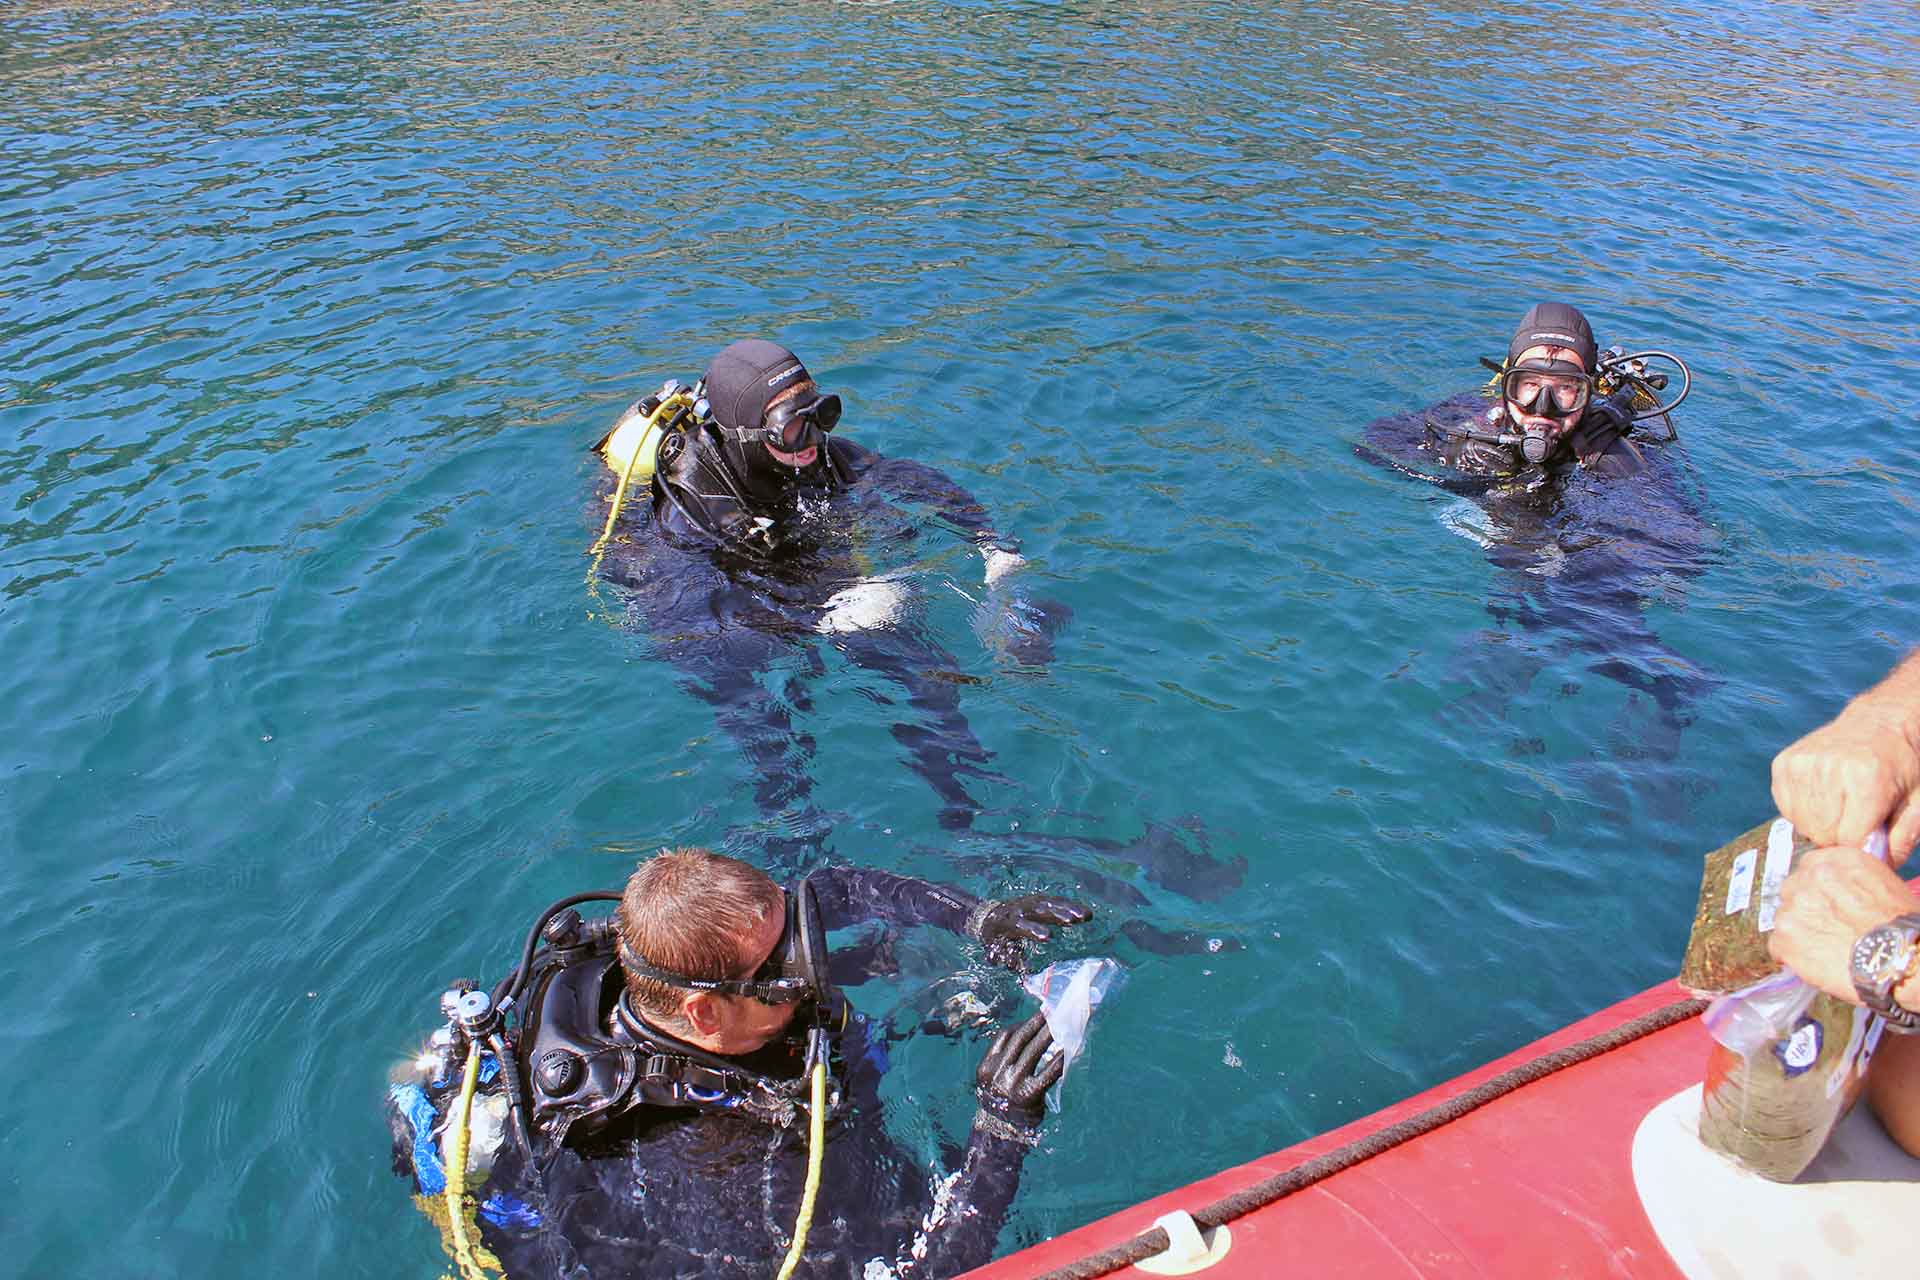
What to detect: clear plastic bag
<box><xmin>1021</xmin><ymin>957</ymin><xmax>1123</xmax><ymax>1111</ymax></box>
<box><xmin>1704</xmin><ymin>828</ymin><xmax>1888</xmax><ymax>1053</ymax></box>
<box><xmin>1697</xmin><ymin>827</ymin><xmax>1888</xmax><ymax>1180</ymax></box>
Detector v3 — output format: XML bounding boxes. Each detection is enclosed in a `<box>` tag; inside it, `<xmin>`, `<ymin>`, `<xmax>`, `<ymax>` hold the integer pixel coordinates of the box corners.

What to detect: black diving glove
<box><xmin>974</xmin><ymin>1011</ymin><xmax>1065</xmax><ymax>1141</ymax></box>
<box><xmin>967</xmin><ymin>894</ymin><xmax>1093</xmax><ymax>971</ymax></box>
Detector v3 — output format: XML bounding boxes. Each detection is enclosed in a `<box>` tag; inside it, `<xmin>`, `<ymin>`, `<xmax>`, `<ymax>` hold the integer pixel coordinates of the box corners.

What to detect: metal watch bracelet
<box><xmin>1853</xmin><ymin>911</ymin><xmax>1920</xmax><ymax>1033</ymax></box>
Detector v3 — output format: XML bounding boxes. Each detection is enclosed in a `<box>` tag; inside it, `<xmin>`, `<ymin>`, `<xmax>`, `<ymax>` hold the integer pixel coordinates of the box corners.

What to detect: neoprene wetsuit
<box><xmin>387</xmin><ymin>866</ymin><xmax>1037</xmax><ymax>1280</ymax></box>
<box><xmin>1353</xmin><ymin>389</ymin><xmax>1717</xmax><ymax>728</ymax></box>
<box><xmin>1400</xmin><ymin>387</ymin><xmax>1651</xmax><ymax>481</ymax></box>
<box><xmin>601</xmin><ymin>423</ymin><xmax>1048</xmax><ymax>833</ymax></box>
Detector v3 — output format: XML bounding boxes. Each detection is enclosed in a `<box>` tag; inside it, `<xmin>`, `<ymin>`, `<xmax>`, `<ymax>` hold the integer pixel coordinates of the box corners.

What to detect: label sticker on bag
<box><xmin>1725</xmin><ymin>848</ymin><xmax>1758</xmax><ymax>915</ymax></box>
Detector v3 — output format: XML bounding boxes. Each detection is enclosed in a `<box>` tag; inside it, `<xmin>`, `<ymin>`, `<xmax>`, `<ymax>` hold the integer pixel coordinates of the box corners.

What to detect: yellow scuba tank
<box><xmin>597</xmin><ymin>384</ymin><xmax>698</xmax><ymax>482</ymax></box>
<box><xmin>586</xmin><ymin>382</ymin><xmax>699</xmax><ymax>571</ymax></box>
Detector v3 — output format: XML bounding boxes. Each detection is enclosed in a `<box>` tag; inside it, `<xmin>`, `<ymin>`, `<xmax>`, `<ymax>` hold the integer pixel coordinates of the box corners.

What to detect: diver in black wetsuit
<box><xmin>1391</xmin><ymin>302</ymin><xmax>1682</xmax><ymax>484</ymax></box>
<box><xmin>387</xmin><ymin>846</ymin><xmax>1093</xmax><ymax>1279</ymax></box>
<box><xmin>593</xmin><ymin>339</ymin><xmax>1066</xmax><ymax>833</ymax></box>
<box><xmin>1354</xmin><ymin>302</ymin><xmax>1714</xmax><ymax>731</ymax></box>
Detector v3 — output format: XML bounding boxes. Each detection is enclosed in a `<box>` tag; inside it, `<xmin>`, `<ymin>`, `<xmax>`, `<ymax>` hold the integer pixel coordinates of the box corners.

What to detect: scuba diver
<box><xmin>587</xmin><ymin>339</ymin><xmax>1069</xmax><ymax>833</ymax></box>
<box><xmin>1355</xmin><ymin>301</ymin><xmax>1716</xmax><ymax>734</ymax></box>
<box><xmin>387</xmin><ymin>846</ymin><xmax>1094</xmax><ymax>1279</ymax></box>
<box><xmin>1378</xmin><ymin>301</ymin><xmax>1690</xmax><ymax>483</ymax></box>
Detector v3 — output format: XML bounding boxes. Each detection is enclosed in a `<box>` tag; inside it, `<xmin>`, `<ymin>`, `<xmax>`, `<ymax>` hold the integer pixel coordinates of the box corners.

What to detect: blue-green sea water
<box><xmin>5</xmin><ymin>1</ymin><xmax>1919</xmax><ymax>1275</ymax></box>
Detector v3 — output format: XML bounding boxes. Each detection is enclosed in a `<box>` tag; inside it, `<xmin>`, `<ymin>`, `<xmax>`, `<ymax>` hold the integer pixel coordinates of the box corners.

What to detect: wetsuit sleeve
<box><xmin>836</xmin><ymin>438</ymin><xmax>1017</xmax><ymax>552</ymax></box>
<box><xmin>891</xmin><ymin>1124</ymin><xmax>1034</xmax><ymax>1278</ymax></box>
<box><xmin>1354</xmin><ymin>392</ymin><xmax>1515</xmax><ymax>482</ymax></box>
<box><xmin>809</xmin><ymin>864</ymin><xmax>980</xmax><ymax>937</ymax></box>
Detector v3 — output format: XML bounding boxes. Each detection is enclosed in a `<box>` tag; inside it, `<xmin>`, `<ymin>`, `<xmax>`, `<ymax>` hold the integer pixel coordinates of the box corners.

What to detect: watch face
<box><xmin>1855</xmin><ymin>928</ymin><xmax>1904</xmax><ymax>983</ymax></box>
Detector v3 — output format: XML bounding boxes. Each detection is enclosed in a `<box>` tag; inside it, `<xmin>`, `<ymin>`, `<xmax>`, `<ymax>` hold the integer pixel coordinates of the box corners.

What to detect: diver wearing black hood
<box><xmin>646</xmin><ymin>338</ymin><xmax>1022</xmax><ymax>563</ymax></box>
<box><xmin>1387</xmin><ymin>302</ymin><xmax>1688</xmax><ymax>483</ymax></box>
<box><xmin>387</xmin><ymin>847</ymin><xmax>1094</xmax><ymax>1279</ymax></box>
<box><xmin>592</xmin><ymin>339</ymin><xmax>1070</xmax><ymax>832</ymax></box>
<box><xmin>1352</xmin><ymin>303</ymin><xmax>1714</xmax><ymax>734</ymax></box>
<box><xmin>648</xmin><ymin>339</ymin><xmax>862</xmax><ymax>554</ymax></box>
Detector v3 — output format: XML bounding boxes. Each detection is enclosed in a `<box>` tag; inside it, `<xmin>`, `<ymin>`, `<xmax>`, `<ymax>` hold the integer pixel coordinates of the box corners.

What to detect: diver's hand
<box><xmin>982</xmin><ymin>546</ymin><xmax>1025</xmax><ymax>586</ymax></box>
<box><xmin>968</xmin><ymin>894</ymin><xmax>1092</xmax><ymax>971</ymax></box>
<box><xmin>973</xmin><ymin>590</ymin><xmax>1071</xmax><ymax>669</ymax></box>
<box><xmin>975</xmin><ymin>1012</ymin><xmax>1064</xmax><ymax>1133</ymax></box>
<box><xmin>1772</xmin><ymin>705</ymin><xmax>1920</xmax><ymax>866</ymax></box>
<box><xmin>1768</xmin><ymin>845</ymin><xmax>1920</xmax><ymax>1005</ymax></box>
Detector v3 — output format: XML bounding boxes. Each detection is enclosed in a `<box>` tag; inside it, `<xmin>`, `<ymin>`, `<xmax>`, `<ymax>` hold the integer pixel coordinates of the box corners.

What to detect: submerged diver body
<box><xmin>388</xmin><ymin>847</ymin><xmax>1093</xmax><ymax>1278</ymax></box>
<box><xmin>1356</xmin><ymin>302</ymin><xmax>1715</xmax><ymax>731</ymax></box>
<box><xmin>593</xmin><ymin>339</ymin><xmax>1065</xmax><ymax>833</ymax></box>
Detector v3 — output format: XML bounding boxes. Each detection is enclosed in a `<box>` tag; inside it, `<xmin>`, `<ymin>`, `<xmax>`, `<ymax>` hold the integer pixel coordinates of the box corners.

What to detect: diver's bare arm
<box><xmin>1772</xmin><ymin>649</ymin><xmax>1920</xmax><ymax>862</ymax></box>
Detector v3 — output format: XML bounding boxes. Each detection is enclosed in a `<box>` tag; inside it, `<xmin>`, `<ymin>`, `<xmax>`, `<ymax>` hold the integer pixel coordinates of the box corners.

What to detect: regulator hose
<box><xmin>1597</xmin><ymin>348</ymin><xmax>1692</xmax><ymax>425</ymax></box>
<box><xmin>488</xmin><ymin>1031</ymin><xmax>534</xmax><ymax>1157</ymax></box>
<box><xmin>445</xmin><ymin>1042</ymin><xmax>491</xmax><ymax>1280</ymax></box>
<box><xmin>775</xmin><ymin>1044</ymin><xmax>830</xmax><ymax>1280</ymax></box>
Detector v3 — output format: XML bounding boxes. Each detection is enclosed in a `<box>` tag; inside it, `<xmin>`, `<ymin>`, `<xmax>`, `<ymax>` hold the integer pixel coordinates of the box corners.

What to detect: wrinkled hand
<box><xmin>1772</xmin><ymin>709</ymin><xmax>1920</xmax><ymax>866</ymax></box>
<box><xmin>976</xmin><ymin>1011</ymin><xmax>1064</xmax><ymax>1129</ymax></box>
<box><xmin>971</xmin><ymin>894</ymin><xmax>1092</xmax><ymax>970</ymax></box>
<box><xmin>1768</xmin><ymin>846</ymin><xmax>1920</xmax><ymax>1003</ymax></box>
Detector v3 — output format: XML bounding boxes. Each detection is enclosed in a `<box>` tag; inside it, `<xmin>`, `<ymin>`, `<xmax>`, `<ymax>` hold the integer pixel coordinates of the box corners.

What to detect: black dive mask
<box><xmin>709</xmin><ymin>406</ymin><xmax>837</xmax><ymax>509</ymax></box>
<box><xmin>763</xmin><ymin>392</ymin><xmax>841</xmax><ymax>453</ymax></box>
<box><xmin>1501</xmin><ymin>360</ymin><xmax>1592</xmax><ymax>419</ymax></box>
<box><xmin>618</xmin><ymin>877</ymin><xmax>833</xmax><ymax>1010</ymax></box>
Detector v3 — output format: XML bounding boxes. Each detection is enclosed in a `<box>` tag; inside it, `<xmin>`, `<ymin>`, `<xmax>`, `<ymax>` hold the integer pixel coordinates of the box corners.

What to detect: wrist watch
<box><xmin>1849</xmin><ymin>911</ymin><xmax>1920</xmax><ymax>1032</ymax></box>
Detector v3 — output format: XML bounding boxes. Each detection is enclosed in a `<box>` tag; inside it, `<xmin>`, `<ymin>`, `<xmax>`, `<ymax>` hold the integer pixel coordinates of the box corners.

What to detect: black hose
<box><xmin>500</xmin><ymin>891</ymin><xmax>622</xmax><ymax>1008</ymax></box>
<box><xmin>1598</xmin><ymin>349</ymin><xmax>1691</xmax><ymax>424</ymax></box>
<box><xmin>489</xmin><ymin>1031</ymin><xmax>536</xmax><ymax>1156</ymax></box>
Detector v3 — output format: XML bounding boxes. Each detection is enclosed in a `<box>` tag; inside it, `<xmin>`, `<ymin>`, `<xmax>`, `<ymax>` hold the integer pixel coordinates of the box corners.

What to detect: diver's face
<box><xmin>766</xmin><ymin>438</ymin><xmax>818</xmax><ymax>469</ymax></box>
<box><xmin>1503</xmin><ymin>344</ymin><xmax>1588</xmax><ymax>448</ymax></box>
<box><xmin>762</xmin><ymin>383</ymin><xmax>840</xmax><ymax>470</ymax></box>
<box><xmin>703</xmin><ymin>900</ymin><xmax>800</xmax><ymax>1055</ymax></box>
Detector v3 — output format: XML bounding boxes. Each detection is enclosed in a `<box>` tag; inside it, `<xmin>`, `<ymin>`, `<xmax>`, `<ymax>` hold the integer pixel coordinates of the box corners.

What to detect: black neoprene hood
<box><xmin>1508</xmin><ymin>302</ymin><xmax>1597</xmax><ymax>370</ymax></box>
<box><xmin>704</xmin><ymin>339</ymin><xmax>811</xmax><ymax>431</ymax></box>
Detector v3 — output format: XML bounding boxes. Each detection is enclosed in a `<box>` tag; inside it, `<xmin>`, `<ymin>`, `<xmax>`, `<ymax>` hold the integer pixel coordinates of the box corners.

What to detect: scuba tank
<box><xmin>592</xmin><ymin>380</ymin><xmax>703</xmax><ymax>482</ymax></box>
<box><xmin>585</xmin><ymin>380</ymin><xmax>706</xmax><ymax>567</ymax></box>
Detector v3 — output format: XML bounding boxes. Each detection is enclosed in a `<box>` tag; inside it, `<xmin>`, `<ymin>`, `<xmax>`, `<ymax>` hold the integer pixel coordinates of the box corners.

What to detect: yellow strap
<box><xmin>774</xmin><ymin>1058</ymin><xmax>829</xmax><ymax>1280</ymax></box>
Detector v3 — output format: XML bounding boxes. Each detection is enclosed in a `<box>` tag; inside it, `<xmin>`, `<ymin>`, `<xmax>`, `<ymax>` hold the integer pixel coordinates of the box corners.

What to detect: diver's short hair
<box><xmin>617</xmin><ymin>847</ymin><xmax>784</xmax><ymax>1029</ymax></box>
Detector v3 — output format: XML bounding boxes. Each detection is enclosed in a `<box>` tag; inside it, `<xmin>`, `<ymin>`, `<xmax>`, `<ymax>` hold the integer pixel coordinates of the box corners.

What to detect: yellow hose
<box><xmin>774</xmin><ymin>1057</ymin><xmax>829</xmax><ymax>1280</ymax></box>
<box><xmin>444</xmin><ymin>1044</ymin><xmax>491</xmax><ymax>1280</ymax></box>
<box><xmin>589</xmin><ymin>428</ymin><xmax>648</xmax><ymax>556</ymax></box>
<box><xmin>585</xmin><ymin>396</ymin><xmax>686</xmax><ymax>592</ymax></box>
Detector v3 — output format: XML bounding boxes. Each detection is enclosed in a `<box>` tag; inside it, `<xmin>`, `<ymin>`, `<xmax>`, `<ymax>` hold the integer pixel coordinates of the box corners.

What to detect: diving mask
<box><xmin>763</xmin><ymin>392</ymin><xmax>841</xmax><ymax>453</ymax></box>
<box><xmin>1501</xmin><ymin>360</ymin><xmax>1592</xmax><ymax>419</ymax></box>
<box><xmin>619</xmin><ymin>877</ymin><xmax>833</xmax><ymax>1009</ymax></box>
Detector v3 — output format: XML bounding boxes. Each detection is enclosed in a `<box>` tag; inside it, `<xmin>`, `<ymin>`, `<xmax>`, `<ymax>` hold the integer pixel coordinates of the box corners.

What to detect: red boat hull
<box><xmin>965</xmin><ymin>981</ymin><xmax>1703</xmax><ymax>1279</ymax></box>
